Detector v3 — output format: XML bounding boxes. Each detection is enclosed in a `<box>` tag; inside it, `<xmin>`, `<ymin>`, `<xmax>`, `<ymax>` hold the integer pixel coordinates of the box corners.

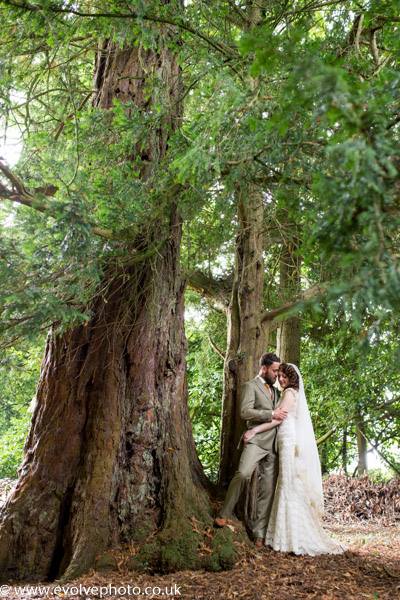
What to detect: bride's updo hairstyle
<box><xmin>279</xmin><ymin>363</ymin><xmax>300</xmax><ymax>390</ymax></box>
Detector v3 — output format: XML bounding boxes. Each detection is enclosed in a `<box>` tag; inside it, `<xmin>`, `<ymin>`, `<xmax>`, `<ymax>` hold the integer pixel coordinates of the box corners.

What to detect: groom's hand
<box><xmin>273</xmin><ymin>407</ymin><xmax>288</xmax><ymax>421</ymax></box>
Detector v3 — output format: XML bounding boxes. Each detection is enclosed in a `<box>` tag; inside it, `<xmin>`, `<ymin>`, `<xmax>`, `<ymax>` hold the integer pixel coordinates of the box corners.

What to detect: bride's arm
<box><xmin>243</xmin><ymin>389</ymin><xmax>296</xmax><ymax>444</ymax></box>
<box><xmin>243</xmin><ymin>419</ymin><xmax>280</xmax><ymax>443</ymax></box>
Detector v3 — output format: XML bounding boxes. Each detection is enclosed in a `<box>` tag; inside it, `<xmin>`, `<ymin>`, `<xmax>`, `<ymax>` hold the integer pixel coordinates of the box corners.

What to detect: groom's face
<box><xmin>261</xmin><ymin>362</ymin><xmax>280</xmax><ymax>385</ymax></box>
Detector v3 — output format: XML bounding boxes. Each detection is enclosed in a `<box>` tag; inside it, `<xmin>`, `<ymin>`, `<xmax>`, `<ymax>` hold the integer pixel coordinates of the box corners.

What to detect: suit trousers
<box><xmin>218</xmin><ymin>442</ymin><xmax>278</xmax><ymax>539</ymax></box>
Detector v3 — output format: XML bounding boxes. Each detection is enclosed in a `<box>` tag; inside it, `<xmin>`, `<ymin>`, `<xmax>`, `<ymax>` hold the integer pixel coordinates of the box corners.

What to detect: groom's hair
<box><xmin>259</xmin><ymin>352</ymin><xmax>280</xmax><ymax>367</ymax></box>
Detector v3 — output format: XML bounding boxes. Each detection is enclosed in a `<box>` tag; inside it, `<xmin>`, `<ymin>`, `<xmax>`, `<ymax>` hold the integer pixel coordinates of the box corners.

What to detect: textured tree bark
<box><xmin>355</xmin><ymin>409</ymin><xmax>368</xmax><ymax>475</ymax></box>
<box><xmin>341</xmin><ymin>428</ymin><xmax>348</xmax><ymax>475</ymax></box>
<box><xmin>276</xmin><ymin>216</ymin><xmax>301</xmax><ymax>365</ymax></box>
<box><xmin>276</xmin><ymin>319</ymin><xmax>301</xmax><ymax>365</ymax></box>
<box><xmin>218</xmin><ymin>186</ymin><xmax>269</xmax><ymax>486</ymax></box>
<box><xmin>0</xmin><ymin>35</ymin><xmax>216</xmax><ymax>584</ymax></box>
<box><xmin>202</xmin><ymin>2</ymin><xmax>274</xmax><ymax>488</ymax></box>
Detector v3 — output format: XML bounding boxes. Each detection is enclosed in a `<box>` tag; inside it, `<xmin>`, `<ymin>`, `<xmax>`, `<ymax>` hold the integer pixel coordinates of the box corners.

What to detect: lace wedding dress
<box><xmin>265</xmin><ymin>380</ymin><xmax>345</xmax><ymax>556</ymax></box>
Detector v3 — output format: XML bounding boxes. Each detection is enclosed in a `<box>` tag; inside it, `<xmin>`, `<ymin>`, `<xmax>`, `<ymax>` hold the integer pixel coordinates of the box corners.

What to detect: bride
<box><xmin>243</xmin><ymin>362</ymin><xmax>345</xmax><ymax>556</ymax></box>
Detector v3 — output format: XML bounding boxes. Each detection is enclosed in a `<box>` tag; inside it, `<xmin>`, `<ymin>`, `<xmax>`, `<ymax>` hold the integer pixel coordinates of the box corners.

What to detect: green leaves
<box><xmin>186</xmin><ymin>312</ymin><xmax>225</xmax><ymax>482</ymax></box>
<box><xmin>302</xmin><ymin>309</ymin><xmax>400</xmax><ymax>475</ymax></box>
<box><xmin>0</xmin><ymin>341</ymin><xmax>44</xmax><ymax>477</ymax></box>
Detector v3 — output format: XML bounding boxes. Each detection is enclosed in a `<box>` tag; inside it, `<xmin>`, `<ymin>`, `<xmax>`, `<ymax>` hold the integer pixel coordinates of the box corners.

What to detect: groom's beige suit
<box><xmin>218</xmin><ymin>375</ymin><xmax>280</xmax><ymax>539</ymax></box>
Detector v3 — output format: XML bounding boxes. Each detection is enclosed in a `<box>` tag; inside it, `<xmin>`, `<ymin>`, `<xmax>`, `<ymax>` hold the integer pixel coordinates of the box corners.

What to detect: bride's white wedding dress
<box><xmin>265</xmin><ymin>382</ymin><xmax>345</xmax><ymax>556</ymax></box>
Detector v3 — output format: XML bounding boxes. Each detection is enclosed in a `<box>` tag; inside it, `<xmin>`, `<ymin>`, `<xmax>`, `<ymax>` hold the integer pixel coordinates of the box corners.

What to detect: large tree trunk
<box><xmin>218</xmin><ymin>186</ymin><xmax>268</xmax><ymax>486</ymax></box>
<box><xmin>276</xmin><ymin>215</ymin><xmax>301</xmax><ymax>365</ymax></box>
<box><xmin>276</xmin><ymin>318</ymin><xmax>301</xmax><ymax>365</ymax></box>
<box><xmin>211</xmin><ymin>3</ymin><xmax>275</xmax><ymax>487</ymax></box>
<box><xmin>0</xmin><ymin>36</ymin><xmax>219</xmax><ymax>584</ymax></box>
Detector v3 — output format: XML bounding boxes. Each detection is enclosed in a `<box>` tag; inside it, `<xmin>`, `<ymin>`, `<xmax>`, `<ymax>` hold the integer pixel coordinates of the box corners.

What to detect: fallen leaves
<box><xmin>1</xmin><ymin>476</ymin><xmax>399</xmax><ymax>598</ymax></box>
<box><xmin>323</xmin><ymin>474</ymin><xmax>399</xmax><ymax>525</ymax></box>
<box><xmin>4</xmin><ymin>522</ymin><xmax>399</xmax><ymax>599</ymax></box>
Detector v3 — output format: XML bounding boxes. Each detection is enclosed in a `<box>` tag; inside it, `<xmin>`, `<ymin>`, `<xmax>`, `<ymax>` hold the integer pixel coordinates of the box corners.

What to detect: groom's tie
<box><xmin>264</xmin><ymin>382</ymin><xmax>272</xmax><ymax>402</ymax></box>
<box><xmin>265</xmin><ymin>384</ymin><xmax>277</xmax><ymax>408</ymax></box>
<box><xmin>272</xmin><ymin>388</ymin><xmax>277</xmax><ymax>408</ymax></box>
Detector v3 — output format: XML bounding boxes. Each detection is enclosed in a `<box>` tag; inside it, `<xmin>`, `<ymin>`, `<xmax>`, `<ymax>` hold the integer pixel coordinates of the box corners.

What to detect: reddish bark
<box><xmin>218</xmin><ymin>187</ymin><xmax>269</xmax><ymax>485</ymax></box>
<box><xmin>0</xmin><ymin>36</ymin><xmax>212</xmax><ymax>583</ymax></box>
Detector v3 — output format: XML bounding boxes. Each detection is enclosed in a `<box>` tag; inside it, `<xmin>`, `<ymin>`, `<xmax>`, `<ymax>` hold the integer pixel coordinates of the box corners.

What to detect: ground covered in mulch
<box><xmin>323</xmin><ymin>474</ymin><xmax>399</xmax><ymax>524</ymax></box>
<box><xmin>1</xmin><ymin>476</ymin><xmax>399</xmax><ymax>599</ymax></box>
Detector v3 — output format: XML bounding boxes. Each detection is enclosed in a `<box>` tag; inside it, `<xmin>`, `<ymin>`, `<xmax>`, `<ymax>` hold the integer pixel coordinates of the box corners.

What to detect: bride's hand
<box><xmin>243</xmin><ymin>429</ymin><xmax>257</xmax><ymax>444</ymax></box>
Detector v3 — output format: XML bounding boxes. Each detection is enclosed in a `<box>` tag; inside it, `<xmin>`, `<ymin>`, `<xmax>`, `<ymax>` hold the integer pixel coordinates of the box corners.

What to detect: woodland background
<box><xmin>0</xmin><ymin>0</ymin><xmax>399</xmax><ymax>592</ymax></box>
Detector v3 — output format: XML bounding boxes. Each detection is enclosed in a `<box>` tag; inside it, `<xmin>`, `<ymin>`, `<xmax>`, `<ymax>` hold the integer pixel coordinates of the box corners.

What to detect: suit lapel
<box><xmin>254</xmin><ymin>377</ymin><xmax>272</xmax><ymax>401</ymax></box>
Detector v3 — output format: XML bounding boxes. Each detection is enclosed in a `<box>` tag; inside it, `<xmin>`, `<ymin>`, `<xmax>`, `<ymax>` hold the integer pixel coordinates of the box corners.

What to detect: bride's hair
<box><xmin>279</xmin><ymin>363</ymin><xmax>300</xmax><ymax>390</ymax></box>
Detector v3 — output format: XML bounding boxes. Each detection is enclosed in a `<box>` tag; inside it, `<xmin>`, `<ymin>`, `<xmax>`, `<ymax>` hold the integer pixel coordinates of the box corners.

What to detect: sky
<box><xmin>0</xmin><ymin>127</ymin><xmax>23</xmax><ymax>228</ymax></box>
<box><xmin>0</xmin><ymin>126</ymin><xmax>22</xmax><ymax>166</ymax></box>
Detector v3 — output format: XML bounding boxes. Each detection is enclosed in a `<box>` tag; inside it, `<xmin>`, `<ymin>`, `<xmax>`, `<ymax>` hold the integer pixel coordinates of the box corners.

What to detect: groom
<box><xmin>214</xmin><ymin>353</ymin><xmax>287</xmax><ymax>546</ymax></box>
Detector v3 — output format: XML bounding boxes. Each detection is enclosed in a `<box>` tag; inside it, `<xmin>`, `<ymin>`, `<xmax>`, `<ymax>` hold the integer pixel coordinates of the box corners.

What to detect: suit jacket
<box><xmin>240</xmin><ymin>376</ymin><xmax>280</xmax><ymax>452</ymax></box>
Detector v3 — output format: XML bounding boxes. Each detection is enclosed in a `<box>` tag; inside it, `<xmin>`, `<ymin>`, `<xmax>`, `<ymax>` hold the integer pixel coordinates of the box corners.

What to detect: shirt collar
<box><xmin>257</xmin><ymin>374</ymin><xmax>277</xmax><ymax>390</ymax></box>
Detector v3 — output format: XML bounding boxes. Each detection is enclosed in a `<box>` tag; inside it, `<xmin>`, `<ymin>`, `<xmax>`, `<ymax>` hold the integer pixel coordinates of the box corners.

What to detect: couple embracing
<box><xmin>214</xmin><ymin>353</ymin><xmax>345</xmax><ymax>555</ymax></box>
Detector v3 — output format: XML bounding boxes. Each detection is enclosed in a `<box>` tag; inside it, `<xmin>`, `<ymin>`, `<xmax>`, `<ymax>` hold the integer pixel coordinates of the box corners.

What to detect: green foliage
<box><xmin>0</xmin><ymin>0</ymin><xmax>192</xmax><ymax>349</ymax></box>
<box><xmin>0</xmin><ymin>417</ymin><xmax>30</xmax><ymax>478</ymax></box>
<box><xmin>368</xmin><ymin>468</ymin><xmax>395</xmax><ymax>484</ymax></box>
<box><xmin>186</xmin><ymin>309</ymin><xmax>225</xmax><ymax>481</ymax></box>
<box><xmin>0</xmin><ymin>0</ymin><xmax>399</xmax><ymax>481</ymax></box>
<box><xmin>301</xmin><ymin>308</ymin><xmax>400</xmax><ymax>474</ymax></box>
<box><xmin>0</xmin><ymin>340</ymin><xmax>43</xmax><ymax>477</ymax></box>
<box><xmin>236</xmin><ymin>6</ymin><xmax>400</xmax><ymax>326</ymax></box>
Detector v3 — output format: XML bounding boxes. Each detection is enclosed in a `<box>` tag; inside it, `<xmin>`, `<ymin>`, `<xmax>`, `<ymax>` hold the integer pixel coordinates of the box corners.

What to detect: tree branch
<box><xmin>185</xmin><ymin>268</ymin><xmax>232</xmax><ymax>312</ymax></box>
<box><xmin>0</xmin><ymin>0</ymin><xmax>237</xmax><ymax>60</ymax></box>
<box><xmin>207</xmin><ymin>334</ymin><xmax>225</xmax><ymax>360</ymax></box>
<box><xmin>317</xmin><ymin>426</ymin><xmax>337</xmax><ymax>446</ymax></box>
<box><xmin>261</xmin><ymin>283</ymin><xmax>328</xmax><ymax>324</ymax></box>
<box><xmin>354</xmin><ymin>14</ymin><xmax>364</xmax><ymax>54</ymax></box>
<box><xmin>53</xmin><ymin>91</ymin><xmax>93</xmax><ymax>141</ymax></box>
<box><xmin>370</xmin><ymin>28</ymin><xmax>380</xmax><ymax>66</ymax></box>
<box><xmin>359</xmin><ymin>429</ymin><xmax>400</xmax><ymax>475</ymax></box>
<box><xmin>0</xmin><ymin>160</ymin><xmax>114</xmax><ymax>240</ymax></box>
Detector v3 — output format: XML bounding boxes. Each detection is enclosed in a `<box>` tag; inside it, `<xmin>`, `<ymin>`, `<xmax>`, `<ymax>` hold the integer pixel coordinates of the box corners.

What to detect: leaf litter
<box><xmin>1</xmin><ymin>475</ymin><xmax>399</xmax><ymax>599</ymax></box>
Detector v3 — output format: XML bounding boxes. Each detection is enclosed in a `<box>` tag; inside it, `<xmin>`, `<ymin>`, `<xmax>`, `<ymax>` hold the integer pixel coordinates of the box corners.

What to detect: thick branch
<box><xmin>185</xmin><ymin>269</ymin><xmax>232</xmax><ymax>312</ymax></box>
<box><xmin>317</xmin><ymin>426</ymin><xmax>337</xmax><ymax>446</ymax></box>
<box><xmin>261</xmin><ymin>283</ymin><xmax>328</xmax><ymax>324</ymax></box>
<box><xmin>354</xmin><ymin>14</ymin><xmax>364</xmax><ymax>54</ymax></box>
<box><xmin>370</xmin><ymin>28</ymin><xmax>380</xmax><ymax>66</ymax></box>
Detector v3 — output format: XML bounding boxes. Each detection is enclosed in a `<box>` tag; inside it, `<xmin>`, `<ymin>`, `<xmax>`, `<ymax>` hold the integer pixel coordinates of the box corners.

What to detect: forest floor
<box><xmin>2</xmin><ymin>521</ymin><xmax>399</xmax><ymax>599</ymax></box>
<box><xmin>1</xmin><ymin>476</ymin><xmax>399</xmax><ymax>599</ymax></box>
